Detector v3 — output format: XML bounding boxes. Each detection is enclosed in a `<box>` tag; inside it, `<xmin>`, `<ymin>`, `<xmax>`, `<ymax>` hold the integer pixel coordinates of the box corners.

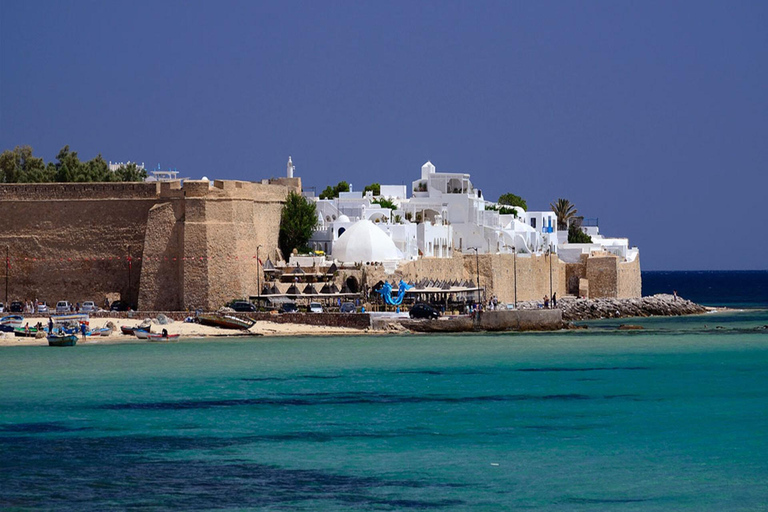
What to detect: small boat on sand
<box><xmin>1</xmin><ymin>315</ymin><xmax>24</xmax><ymax>332</ymax></box>
<box><xmin>146</xmin><ymin>332</ymin><xmax>179</xmax><ymax>342</ymax></box>
<box><xmin>197</xmin><ymin>313</ymin><xmax>255</xmax><ymax>330</ymax></box>
<box><xmin>122</xmin><ymin>325</ymin><xmax>150</xmax><ymax>336</ymax></box>
<box><xmin>14</xmin><ymin>327</ymin><xmax>39</xmax><ymax>338</ymax></box>
<box><xmin>47</xmin><ymin>333</ymin><xmax>78</xmax><ymax>347</ymax></box>
<box><xmin>134</xmin><ymin>329</ymin><xmax>151</xmax><ymax>340</ymax></box>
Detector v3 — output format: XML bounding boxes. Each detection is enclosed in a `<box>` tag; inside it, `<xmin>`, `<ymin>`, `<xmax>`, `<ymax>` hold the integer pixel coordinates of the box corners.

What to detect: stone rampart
<box><xmin>247</xmin><ymin>312</ymin><xmax>372</xmax><ymax>329</ymax></box>
<box><xmin>345</xmin><ymin>249</ymin><xmax>638</xmax><ymax>304</ymax></box>
<box><xmin>0</xmin><ymin>179</ymin><xmax>292</xmax><ymax>311</ymax></box>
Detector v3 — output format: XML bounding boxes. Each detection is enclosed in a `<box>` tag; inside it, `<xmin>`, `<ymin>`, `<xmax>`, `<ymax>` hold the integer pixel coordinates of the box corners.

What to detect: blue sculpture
<box><xmin>376</xmin><ymin>280</ymin><xmax>412</xmax><ymax>306</ymax></box>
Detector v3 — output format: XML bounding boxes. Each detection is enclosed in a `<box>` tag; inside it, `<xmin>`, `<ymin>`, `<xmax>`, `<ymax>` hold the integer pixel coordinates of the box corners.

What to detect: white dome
<box><xmin>333</xmin><ymin>220</ymin><xmax>402</xmax><ymax>263</ymax></box>
<box><xmin>337</xmin><ymin>214</ymin><xmax>351</xmax><ymax>223</ymax></box>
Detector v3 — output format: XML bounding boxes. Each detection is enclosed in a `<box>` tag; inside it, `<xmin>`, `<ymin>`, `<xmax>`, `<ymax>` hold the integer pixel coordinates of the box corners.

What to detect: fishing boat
<box><xmin>47</xmin><ymin>333</ymin><xmax>78</xmax><ymax>347</ymax></box>
<box><xmin>146</xmin><ymin>332</ymin><xmax>179</xmax><ymax>342</ymax></box>
<box><xmin>1</xmin><ymin>315</ymin><xmax>24</xmax><ymax>332</ymax></box>
<box><xmin>14</xmin><ymin>327</ymin><xmax>39</xmax><ymax>338</ymax></box>
<box><xmin>121</xmin><ymin>325</ymin><xmax>148</xmax><ymax>336</ymax></box>
<box><xmin>197</xmin><ymin>313</ymin><xmax>255</xmax><ymax>330</ymax></box>
<box><xmin>134</xmin><ymin>329</ymin><xmax>151</xmax><ymax>340</ymax></box>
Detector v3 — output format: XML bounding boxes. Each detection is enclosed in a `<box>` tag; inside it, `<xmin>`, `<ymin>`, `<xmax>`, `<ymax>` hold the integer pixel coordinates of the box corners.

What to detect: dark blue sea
<box><xmin>643</xmin><ymin>270</ymin><xmax>768</xmax><ymax>308</ymax></box>
<box><xmin>1</xmin><ymin>271</ymin><xmax>767</xmax><ymax>511</ymax></box>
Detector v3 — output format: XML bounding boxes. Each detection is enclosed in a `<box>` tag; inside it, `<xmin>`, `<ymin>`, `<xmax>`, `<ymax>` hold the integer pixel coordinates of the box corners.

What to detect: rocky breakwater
<box><xmin>553</xmin><ymin>294</ymin><xmax>708</xmax><ymax>321</ymax></box>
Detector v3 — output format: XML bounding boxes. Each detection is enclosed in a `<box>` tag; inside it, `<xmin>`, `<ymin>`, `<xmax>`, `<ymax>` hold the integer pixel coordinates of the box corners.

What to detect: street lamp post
<box><xmin>256</xmin><ymin>244</ymin><xmax>262</xmax><ymax>311</ymax></box>
<box><xmin>513</xmin><ymin>247</ymin><xmax>517</xmax><ymax>308</ymax></box>
<box><xmin>549</xmin><ymin>245</ymin><xmax>553</xmax><ymax>300</ymax></box>
<box><xmin>469</xmin><ymin>247</ymin><xmax>480</xmax><ymax>305</ymax></box>
<box><xmin>4</xmin><ymin>245</ymin><xmax>9</xmax><ymax>307</ymax></box>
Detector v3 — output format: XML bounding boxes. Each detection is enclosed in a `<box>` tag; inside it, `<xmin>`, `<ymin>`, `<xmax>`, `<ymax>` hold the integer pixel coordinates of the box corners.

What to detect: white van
<box><xmin>56</xmin><ymin>301</ymin><xmax>71</xmax><ymax>314</ymax></box>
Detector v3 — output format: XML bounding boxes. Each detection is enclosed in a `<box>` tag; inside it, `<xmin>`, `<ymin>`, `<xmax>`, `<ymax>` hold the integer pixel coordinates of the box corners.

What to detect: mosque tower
<box><xmin>287</xmin><ymin>156</ymin><xmax>295</xmax><ymax>178</ymax></box>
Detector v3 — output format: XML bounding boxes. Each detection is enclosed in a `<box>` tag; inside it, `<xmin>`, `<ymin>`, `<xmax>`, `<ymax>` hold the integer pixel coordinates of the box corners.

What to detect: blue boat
<box><xmin>47</xmin><ymin>333</ymin><xmax>78</xmax><ymax>347</ymax></box>
<box><xmin>1</xmin><ymin>315</ymin><xmax>24</xmax><ymax>332</ymax></box>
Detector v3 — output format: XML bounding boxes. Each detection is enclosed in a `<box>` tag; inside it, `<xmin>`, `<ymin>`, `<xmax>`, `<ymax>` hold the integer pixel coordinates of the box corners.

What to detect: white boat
<box><xmin>0</xmin><ymin>315</ymin><xmax>24</xmax><ymax>332</ymax></box>
<box><xmin>134</xmin><ymin>329</ymin><xmax>150</xmax><ymax>340</ymax></box>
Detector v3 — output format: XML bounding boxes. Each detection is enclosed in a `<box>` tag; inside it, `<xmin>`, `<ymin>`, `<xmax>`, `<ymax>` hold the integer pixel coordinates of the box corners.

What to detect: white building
<box><xmin>308</xmin><ymin>161</ymin><xmax>562</xmax><ymax>268</ymax></box>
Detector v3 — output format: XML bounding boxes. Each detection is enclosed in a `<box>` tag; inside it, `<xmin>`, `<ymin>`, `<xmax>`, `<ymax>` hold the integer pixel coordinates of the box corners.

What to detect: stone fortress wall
<box><xmin>1</xmin><ymin>178</ymin><xmax>639</xmax><ymax>311</ymax></box>
<box><xmin>0</xmin><ymin>179</ymin><xmax>298</xmax><ymax>310</ymax></box>
<box><xmin>346</xmin><ymin>249</ymin><xmax>640</xmax><ymax>305</ymax></box>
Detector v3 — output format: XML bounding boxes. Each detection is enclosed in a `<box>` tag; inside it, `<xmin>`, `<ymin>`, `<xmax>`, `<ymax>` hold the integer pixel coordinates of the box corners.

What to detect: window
<box><xmin>531</xmin><ymin>218</ymin><xmax>537</xmax><ymax>229</ymax></box>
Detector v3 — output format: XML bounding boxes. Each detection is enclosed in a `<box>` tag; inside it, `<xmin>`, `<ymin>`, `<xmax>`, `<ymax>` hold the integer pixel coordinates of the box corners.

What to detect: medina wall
<box><xmin>0</xmin><ymin>183</ymin><xmax>161</xmax><ymax>308</ymax></box>
<box><xmin>0</xmin><ymin>179</ymin><xmax>294</xmax><ymax>310</ymax></box>
<box><xmin>354</xmin><ymin>249</ymin><xmax>638</xmax><ymax>304</ymax></box>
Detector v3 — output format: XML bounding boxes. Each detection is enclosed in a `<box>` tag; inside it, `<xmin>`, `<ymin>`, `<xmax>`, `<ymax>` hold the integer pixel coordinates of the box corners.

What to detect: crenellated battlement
<box><xmin>0</xmin><ymin>179</ymin><xmax>294</xmax><ymax>310</ymax></box>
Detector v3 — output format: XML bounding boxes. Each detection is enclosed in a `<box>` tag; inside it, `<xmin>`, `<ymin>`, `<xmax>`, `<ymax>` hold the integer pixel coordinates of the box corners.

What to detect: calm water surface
<box><xmin>2</xmin><ymin>309</ymin><xmax>767</xmax><ymax>510</ymax></box>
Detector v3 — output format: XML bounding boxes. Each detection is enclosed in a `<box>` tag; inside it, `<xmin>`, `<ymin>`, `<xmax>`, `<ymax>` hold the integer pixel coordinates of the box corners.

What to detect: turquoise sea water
<box><xmin>2</xmin><ymin>307</ymin><xmax>768</xmax><ymax>510</ymax></box>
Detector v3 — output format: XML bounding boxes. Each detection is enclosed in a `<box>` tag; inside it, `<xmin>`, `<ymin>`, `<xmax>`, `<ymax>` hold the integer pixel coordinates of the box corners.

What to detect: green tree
<box><xmin>54</xmin><ymin>145</ymin><xmax>82</xmax><ymax>182</ymax></box>
<box><xmin>550</xmin><ymin>198</ymin><xmax>578</xmax><ymax>230</ymax></box>
<box><xmin>0</xmin><ymin>145</ymin><xmax>148</xmax><ymax>183</ymax></box>
<box><xmin>485</xmin><ymin>203</ymin><xmax>518</xmax><ymax>217</ymax></box>
<box><xmin>363</xmin><ymin>183</ymin><xmax>381</xmax><ymax>196</ymax></box>
<box><xmin>498</xmin><ymin>192</ymin><xmax>527</xmax><ymax>211</ymax></box>
<box><xmin>319</xmin><ymin>181</ymin><xmax>350</xmax><ymax>199</ymax></box>
<box><xmin>279</xmin><ymin>191</ymin><xmax>319</xmax><ymax>259</ymax></box>
<box><xmin>113</xmin><ymin>162</ymin><xmax>149</xmax><ymax>181</ymax></box>
<box><xmin>568</xmin><ymin>223</ymin><xmax>593</xmax><ymax>243</ymax></box>
<box><xmin>372</xmin><ymin>197</ymin><xmax>397</xmax><ymax>210</ymax></box>
<box><xmin>0</xmin><ymin>145</ymin><xmax>46</xmax><ymax>183</ymax></box>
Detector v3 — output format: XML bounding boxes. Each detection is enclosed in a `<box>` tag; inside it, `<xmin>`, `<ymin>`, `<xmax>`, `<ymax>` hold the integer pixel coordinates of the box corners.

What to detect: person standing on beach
<box><xmin>552</xmin><ymin>292</ymin><xmax>557</xmax><ymax>308</ymax></box>
<box><xmin>673</xmin><ymin>290</ymin><xmax>678</xmax><ymax>301</ymax></box>
<box><xmin>80</xmin><ymin>322</ymin><xmax>87</xmax><ymax>340</ymax></box>
<box><xmin>544</xmin><ymin>295</ymin><xmax>549</xmax><ymax>309</ymax></box>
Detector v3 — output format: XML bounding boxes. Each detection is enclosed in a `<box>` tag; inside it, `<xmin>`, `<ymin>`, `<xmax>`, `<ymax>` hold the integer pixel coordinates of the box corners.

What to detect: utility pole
<box><xmin>513</xmin><ymin>247</ymin><xmax>517</xmax><ymax>308</ymax></box>
<box><xmin>549</xmin><ymin>245</ymin><xmax>553</xmax><ymax>299</ymax></box>
<box><xmin>256</xmin><ymin>245</ymin><xmax>262</xmax><ymax>311</ymax></box>
<box><xmin>470</xmin><ymin>247</ymin><xmax>480</xmax><ymax>304</ymax></box>
<box><xmin>4</xmin><ymin>246</ymin><xmax>8</xmax><ymax>307</ymax></box>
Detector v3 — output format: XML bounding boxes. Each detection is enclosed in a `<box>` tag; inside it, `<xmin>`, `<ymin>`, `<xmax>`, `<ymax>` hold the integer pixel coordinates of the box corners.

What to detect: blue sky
<box><xmin>2</xmin><ymin>0</ymin><xmax>766</xmax><ymax>270</ymax></box>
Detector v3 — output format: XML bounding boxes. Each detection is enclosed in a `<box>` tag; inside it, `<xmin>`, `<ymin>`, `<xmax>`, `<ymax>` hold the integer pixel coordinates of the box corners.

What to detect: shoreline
<box><xmin>0</xmin><ymin>316</ymin><xmax>369</xmax><ymax>347</ymax></box>
<box><xmin>1</xmin><ymin>294</ymin><xmax>749</xmax><ymax>346</ymax></box>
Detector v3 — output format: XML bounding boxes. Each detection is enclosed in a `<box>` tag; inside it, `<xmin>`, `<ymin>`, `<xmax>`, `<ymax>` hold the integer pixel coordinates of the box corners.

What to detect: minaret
<box><xmin>287</xmin><ymin>156</ymin><xmax>295</xmax><ymax>178</ymax></box>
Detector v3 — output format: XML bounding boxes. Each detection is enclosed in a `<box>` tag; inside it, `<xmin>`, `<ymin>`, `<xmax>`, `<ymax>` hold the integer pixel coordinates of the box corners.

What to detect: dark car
<box><xmin>409</xmin><ymin>303</ymin><xmax>440</xmax><ymax>319</ymax></box>
<box><xmin>230</xmin><ymin>301</ymin><xmax>257</xmax><ymax>312</ymax></box>
<box><xmin>340</xmin><ymin>302</ymin><xmax>356</xmax><ymax>313</ymax></box>
<box><xmin>110</xmin><ymin>300</ymin><xmax>131</xmax><ymax>311</ymax></box>
<box><xmin>9</xmin><ymin>301</ymin><xmax>24</xmax><ymax>313</ymax></box>
<box><xmin>280</xmin><ymin>302</ymin><xmax>298</xmax><ymax>313</ymax></box>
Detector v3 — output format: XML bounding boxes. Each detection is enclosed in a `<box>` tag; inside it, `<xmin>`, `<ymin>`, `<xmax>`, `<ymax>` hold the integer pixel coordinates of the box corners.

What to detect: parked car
<box><xmin>10</xmin><ymin>301</ymin><xmax>25</xmax><ymax>313</ymax></box>
<box><xmin>409</xmin><ymin>303</ymin><xmax>440</xmax><ymax>319</ymax></box>
<box><xmin>280</xmin><ymin>302</ymin><xmax>298</xmax><ymax>313</ymax></box>
<box><xmin>37</xmin><ymin>302</ymin><xmax>49</xmax><ymax>314</ymax></box>
<box><xmin>309</xmin><ymin>302</ymin><xmax>323</xmax><ymax>313</ymax></box>
<box><xmin>230</xmin><ymin>300</ymin><xmax>257</xmax><ymax>312</ymax></box>
<box><xmin>81</xmin><ymin>301</ymin><xmax>98</xmax><ymax>313</ymax></box>
<box><xmin>110</xmin><ymin>300</ymin><xmax>130</xmax><ymax>311</ymax></box>
<box><xmin>340</xmin><ymin>302</ymin><xmax>356</xmax><ymax>313</ymax></box>
<box><xmin>55</xmin><ymin>301</ymin><xmax>71</xmax><ymax>314</ymax></box>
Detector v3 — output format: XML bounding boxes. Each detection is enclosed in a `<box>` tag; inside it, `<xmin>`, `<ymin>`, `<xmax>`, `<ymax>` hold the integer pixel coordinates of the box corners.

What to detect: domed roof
<box><xmin>333</xmin><ymin>220</ymin><xmax>402</xmax><ymax>263</ymax></box>
<box><xmin>337</xmin><ymin>214</ymin><xmax>351</xmax><ymax>223</ymax></box>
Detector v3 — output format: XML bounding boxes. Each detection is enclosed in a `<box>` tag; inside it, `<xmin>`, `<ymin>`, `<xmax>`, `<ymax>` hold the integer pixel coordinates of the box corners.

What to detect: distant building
<box><xmin>108</xmin><ymin>161</ymin><xmax>145</xmax><ymax>172</ymax></box>
<box><xmin>308</xmin><ymin>161</ymin><xmax>560</xmax><ymax>264</ymax></box>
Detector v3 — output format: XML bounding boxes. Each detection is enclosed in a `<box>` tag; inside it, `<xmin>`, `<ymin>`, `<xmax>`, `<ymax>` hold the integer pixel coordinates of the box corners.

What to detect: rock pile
<box><xmin>516</xmin><ymin>294</ymin><xmax>707</xmax><ymax>321</ymax></box>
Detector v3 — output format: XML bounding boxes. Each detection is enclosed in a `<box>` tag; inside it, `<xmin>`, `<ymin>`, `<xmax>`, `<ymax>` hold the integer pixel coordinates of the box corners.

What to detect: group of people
<box><xmin>542</xmin><ymin>293</ymin><xmax>557</xmax><ymax>309</ymax></box>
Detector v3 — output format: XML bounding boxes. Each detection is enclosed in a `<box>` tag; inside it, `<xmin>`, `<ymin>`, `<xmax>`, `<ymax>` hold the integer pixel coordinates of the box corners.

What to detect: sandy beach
<box><xmin>0</xmin><ymin>315</ymin><xmax>367</xmax><ymax>347</ymax></box>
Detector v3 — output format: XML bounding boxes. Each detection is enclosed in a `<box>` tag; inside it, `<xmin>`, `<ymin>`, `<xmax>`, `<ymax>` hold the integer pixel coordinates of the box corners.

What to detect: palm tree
<box><xmin>550</xmin><ymin>198</ymin><xmax>578</xmax><ymax>231</ymax></box>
